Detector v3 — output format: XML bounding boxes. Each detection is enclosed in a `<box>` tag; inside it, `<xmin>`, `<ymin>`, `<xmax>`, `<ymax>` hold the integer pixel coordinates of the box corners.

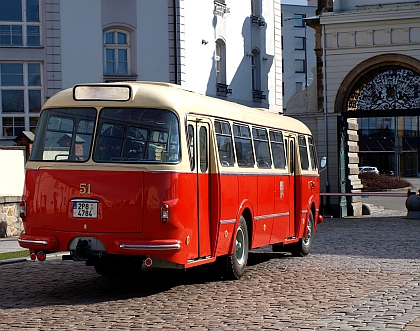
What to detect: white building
<box><xmin>0</xmin><ymin>0</ymin><xmax>284</xmax><ymax>145</ymax></box>
<box><xmin>287</xmin><ymin>0</ymin><xmax>420</xmax><ymax>216</ymax></box>
<box><xmin>281</xmin><ymin>4</ymin><xmax>316</xmax><ymax>112</ymax></box>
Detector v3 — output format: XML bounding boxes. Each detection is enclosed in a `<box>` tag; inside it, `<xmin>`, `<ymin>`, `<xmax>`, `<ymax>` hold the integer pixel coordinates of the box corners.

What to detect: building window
<box><xmin>0</xmin><ymin>0</ymin><xmax>40</xmax><ymax>46</ymax></box>
<box><xmin>294</xmin><ymin>14</ymin><xmax>306</xmax><ymax>27</ymax></box>
<box><xmin>295</xmin><ymin>37</ymin><xmax>305</xmax><ymax>50</ymax></box>
<box><xmin>251</xmin><ymin>49</ymin><xmax>261</xmax><ymax>91</ymax></box>
<box><xmin>215</xmin><ymin>39</ymin><xmax>226</xmax><ymax>85</ymax></box>
<box><xmin>0</xmin><ymin>62</ymin><xmax>41</xmax><ymax>137</ymax></box>
<box><xmin>104</xmin><ymin>30</ymin><xmax>130</xmax><ymax>76</ymax></box>
<box><xmin>296</xmin><ymin>82</ymin><xmax>303</xmax><ymax>93</ymax></box>
<box><xmin>295</xmin><ymin>59</ymin><xmax>305</xmax><ymax>73</ymax></box>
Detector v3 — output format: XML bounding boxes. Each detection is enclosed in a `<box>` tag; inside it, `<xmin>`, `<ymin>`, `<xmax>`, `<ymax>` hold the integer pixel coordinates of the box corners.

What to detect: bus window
<box><xmin>93</xmin><ymin>108</ymin><xmax>180</xmax><ymax>163</ymax></box>
<box><xmin>199</xmin><ymin>126</ymin><xmax>208</xmax><ymax>172</ymax></box>
<box><xmin>215</xmin><ymin>120</ymin><xmax>235</xmax><ymax>167</ymax></box>
<box><xmin>187</xmin><ymin>124</ymin><xmax>195</xmax><ymax>171</ymax></box>
<box><xmin>122</xmin><ymin>126</ymin><xmax>148</xmax><ymax>161</ymax></box>
<box><xmin>269</xmin><ymin>130</ymin><xmax>286</xmax><ymax>169</ymax></box>
<box><xmin>233</xmin><ymin>124</ymin><xmax>254</xmax><ymax>168</ymax></box>
<box><xmin>308</xmin><ymin>136</ymin><xmax>318</xmax><ymax>170</ymax></box>
<box><xmin>298</xmin><ymin>135</ymin><xmax>310</xmax><ymax>170</ymax></box>
<box><xmin>30</xmin><ymin>108</ymin><xmax>96</xmax><ymax>162</ymax></box>
<box><xmin>252</xmin><ymin>127</ymin><xmax>271</xmax><ymax>169</ymax></box>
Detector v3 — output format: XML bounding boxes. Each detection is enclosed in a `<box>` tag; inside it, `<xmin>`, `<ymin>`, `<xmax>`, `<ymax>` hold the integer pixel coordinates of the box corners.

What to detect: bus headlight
<box><xmin>161</xmin><ymin>203</ymin><xmax>169</xmax><ymax>224</ymax></box>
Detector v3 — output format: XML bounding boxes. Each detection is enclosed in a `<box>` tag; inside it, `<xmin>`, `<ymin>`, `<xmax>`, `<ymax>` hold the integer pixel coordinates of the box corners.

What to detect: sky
<box><xmin>281</xmin><ymin>0</ymin><xmax>308</xmax><ymax>5</ymax></box>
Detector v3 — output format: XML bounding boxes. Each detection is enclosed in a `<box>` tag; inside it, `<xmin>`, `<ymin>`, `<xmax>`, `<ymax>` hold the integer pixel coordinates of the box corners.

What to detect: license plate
<box><xmin>73</xmin><ymin>202</ymin><xmax>98</xmax><ymax>218</ymax></box>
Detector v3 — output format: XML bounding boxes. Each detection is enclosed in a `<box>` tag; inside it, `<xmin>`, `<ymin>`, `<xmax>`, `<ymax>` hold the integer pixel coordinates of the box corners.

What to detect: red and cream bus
<box><xmin>18</xmin><ymin>82</ymin><xmax>323</xmax><ymax>279</ymax></box>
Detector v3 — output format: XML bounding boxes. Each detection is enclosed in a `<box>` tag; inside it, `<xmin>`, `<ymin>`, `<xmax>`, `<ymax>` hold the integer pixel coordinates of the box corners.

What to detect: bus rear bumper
<box><xmin>18</xmin><ymin>234</ymin><xmax>58</xmax><ymax>251</ymax></box>
<box><xmin>114</xmin><ymin>239</ymin><xmax>182</xmax><ymax>253</ymax></box>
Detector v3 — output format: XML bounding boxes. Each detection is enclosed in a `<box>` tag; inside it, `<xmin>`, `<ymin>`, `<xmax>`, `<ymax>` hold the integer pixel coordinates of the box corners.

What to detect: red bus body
<box><xmin>19</xmin><ymin>82</ymin><xmax>323</xmax><ymax>278</ymax></box>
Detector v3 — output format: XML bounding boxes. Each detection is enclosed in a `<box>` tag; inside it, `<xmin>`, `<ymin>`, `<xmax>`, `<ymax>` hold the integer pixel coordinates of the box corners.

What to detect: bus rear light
<box><xmin>37</xmin><ymin>251</ymin><xmax>46</xmax><ymax>261</ymax></box>
<box><xmin>19</xmin><ymin>200</ymin><xmax>26</xmax><ymax>219</ymax></box>
<box><xmin>161</xmin><ymin>204</ymin><xmax>169</xmax><ymax>224</ymax></box>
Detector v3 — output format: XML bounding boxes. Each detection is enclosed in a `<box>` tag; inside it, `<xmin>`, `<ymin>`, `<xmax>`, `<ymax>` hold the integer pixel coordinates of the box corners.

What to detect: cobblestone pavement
<box><xmin>1</xmin><ymin>210</ymin><xmax>420</xmax><ymax>330</ymax></box>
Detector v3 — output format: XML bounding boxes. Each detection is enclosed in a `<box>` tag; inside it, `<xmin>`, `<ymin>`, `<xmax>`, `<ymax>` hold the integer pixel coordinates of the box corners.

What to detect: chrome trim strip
<box><xmin>301</xmin><ymin>210</ymin><xmax>308</xmax><ymax>214</ymax></box>
<box><xmin>254</xmin><ymin>212</ymin><xmax>290</xmax><ymax>221</ymax></box>
<box><xmin>119</xmin><ymin>243</ymin><xmax>181</xmax><ymax>251</ymax></box>
<box><xmin>220</xmin><ymin>219</ymin><xmax>236</xmax><ymax>225</ymax></box>
<box><xmin>17</xmin><ymin>239</ymin><xmax>48</xmax><ymax>246</ymax></box>
<box><xmin>71</xmin><ymin>198</ymin><xmax>100</xmax><ymax>203</ymax></box>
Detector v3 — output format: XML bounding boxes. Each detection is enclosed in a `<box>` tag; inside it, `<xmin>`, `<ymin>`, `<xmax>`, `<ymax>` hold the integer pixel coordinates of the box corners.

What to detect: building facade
<box><xmin>281</xmin><ymin>4</ymin><xmax>316</xmax><ymax>112</ymax></box>
<box><xmin>287</xmin><ymin>0</ymin><xmax>420</xmax><ymax>216</ymax></box>
<box><xmin>0</xmin><ymin>0</ymin><xmax>283</xmax><ymax>145</ymax></box>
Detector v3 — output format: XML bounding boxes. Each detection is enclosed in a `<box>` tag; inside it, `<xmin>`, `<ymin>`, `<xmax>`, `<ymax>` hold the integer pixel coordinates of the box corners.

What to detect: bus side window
<box><xmin>269</xmin><ymin>130</ymin><xmax>286</xmax><ymax>169</ymax></box>
<box><xmin>233</xmin><ymin>124</ymin><xmax>255</xmax><ymax>167</ymax></box>
<box><xmin>187</xmin><ymin>124</ymin><xmax>195</xmax><ymax>171</ymax></box>
<box><xmin>308</xmin><ymin>136</ymin><xmax>318</xmax><ymax>170</ymax></box>
<box><xmin>215</xmin><ymin>120</ymin><xmax>235</xmax><ymax>167</ymax></box>
<box><xmin>253</xmin><ymin>127</ymin><xmax>271</xmax><ymax>169</ymax></box>
<box><xmin>298</xmin><ymin>135</ymin><xmax>310</xmax><ymax>170</ymax></box>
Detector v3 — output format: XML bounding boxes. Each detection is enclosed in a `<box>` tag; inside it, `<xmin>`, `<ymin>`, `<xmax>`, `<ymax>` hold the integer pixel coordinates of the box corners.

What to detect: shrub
<box><xmin>359</xmin><ymin>172</ymin><xmax>411</xmax><ymax>191</ymax></box>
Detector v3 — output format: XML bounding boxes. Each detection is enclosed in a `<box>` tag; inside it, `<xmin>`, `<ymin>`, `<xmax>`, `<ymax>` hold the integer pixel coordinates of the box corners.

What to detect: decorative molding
<box><xmin>213</xmin><ymin>1</ymin><xmax>230</xmax><ymax>17</ymax></box>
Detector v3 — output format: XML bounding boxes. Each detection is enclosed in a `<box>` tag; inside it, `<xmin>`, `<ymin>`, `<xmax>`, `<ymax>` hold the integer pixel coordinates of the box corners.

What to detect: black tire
<box><xmin>227</xmin><ymin>216</ymin><xmax>249</xmax><ymax>279</ymax></box>
<box><xmin>291</xmin><ymin>211</ymin><xmax>314</xmax><ymax>257</ymax></box>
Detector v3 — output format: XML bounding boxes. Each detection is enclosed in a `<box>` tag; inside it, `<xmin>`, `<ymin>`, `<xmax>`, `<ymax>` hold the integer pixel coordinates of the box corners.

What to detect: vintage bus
<box><xmin>18</xmin><ymin>82</ymin><xmax>323</xmax><ymax>279</ymax></box>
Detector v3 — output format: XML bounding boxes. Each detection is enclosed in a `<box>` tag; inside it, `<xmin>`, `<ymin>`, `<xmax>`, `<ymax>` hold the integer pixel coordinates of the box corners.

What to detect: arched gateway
<box><xmin>336</xmin><ymin>54</ymin><xmax>420</xmax><ymax>210</ymax></box>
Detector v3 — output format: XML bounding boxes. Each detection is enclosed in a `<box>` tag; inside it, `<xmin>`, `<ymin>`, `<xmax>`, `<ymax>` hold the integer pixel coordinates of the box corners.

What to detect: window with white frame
<box><xmin>0</xmin><ymin>62</ymin><xmax>41</xmax><ymax>137</ymax></box>
<box><xmin>215</xmin><ymin>39</ymin><xmax>226</xmax><ymax>85</ymax></box>
<box><xmin>104</xmin><ymin>29</ymin><xmax>130</xmax><ymax>76</ymax></box>
<box><xmin>0</xmin><ymin>0</ymin><xmax>40</xmax><ymax>46</ymax></box>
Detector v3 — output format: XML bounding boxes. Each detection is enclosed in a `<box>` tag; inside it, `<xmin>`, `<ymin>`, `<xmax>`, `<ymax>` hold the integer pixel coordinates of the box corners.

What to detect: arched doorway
<box><xmin>335</xmin><ymin>54</ymin><xmax>420</xmax><ymax>214</ymax></box>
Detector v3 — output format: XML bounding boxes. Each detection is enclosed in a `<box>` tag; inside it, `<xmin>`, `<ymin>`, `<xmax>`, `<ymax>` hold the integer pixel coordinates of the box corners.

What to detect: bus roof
<box><xmin>43</xmin><ymin>81</ymin><xmax>312</xmax><ymax>136</ymax></box>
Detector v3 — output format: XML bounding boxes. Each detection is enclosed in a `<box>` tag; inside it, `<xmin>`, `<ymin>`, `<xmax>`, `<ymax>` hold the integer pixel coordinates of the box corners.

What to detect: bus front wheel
<box><xmin>291</xmin><ymin>211</ymin><xmax>314</xmax><ymax>257</ymax></box>
<box><xmin>227</xmin><ymin>216</ymin><xmax>249</xmax><ymax>279</ymax></box>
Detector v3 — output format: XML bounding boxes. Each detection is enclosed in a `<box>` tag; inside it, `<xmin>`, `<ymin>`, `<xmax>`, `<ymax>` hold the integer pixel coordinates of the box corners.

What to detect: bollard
<box><xmin>406</xmin><ymin>193</ymin><xmax>420</xmax><ymax>219</ymax></box>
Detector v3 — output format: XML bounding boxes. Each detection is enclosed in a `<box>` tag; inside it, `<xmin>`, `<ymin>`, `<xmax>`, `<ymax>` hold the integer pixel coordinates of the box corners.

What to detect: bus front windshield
<box><xmin>30</xmin><ymin>108</ymin><xmax>180</xmax><ymax>163</ymax></box>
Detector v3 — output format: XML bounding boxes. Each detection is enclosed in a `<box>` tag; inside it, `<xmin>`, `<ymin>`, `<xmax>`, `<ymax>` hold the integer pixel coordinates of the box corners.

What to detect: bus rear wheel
<box><xmin>227</xmin><ymin>216</ymin><xmax>249</xmax><ymax>279</ymax></box>
<box><xmin>291</xmin><ymin>211</ymin><xmax>314</xmax><ymax>257</ymax></box>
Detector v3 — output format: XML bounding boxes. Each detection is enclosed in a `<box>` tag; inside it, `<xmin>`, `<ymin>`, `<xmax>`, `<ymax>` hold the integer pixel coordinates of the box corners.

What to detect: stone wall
<box><xmin>0</xmin><ymin>197</ymin><xmax>24</xmax><ymax>238</ymax></box>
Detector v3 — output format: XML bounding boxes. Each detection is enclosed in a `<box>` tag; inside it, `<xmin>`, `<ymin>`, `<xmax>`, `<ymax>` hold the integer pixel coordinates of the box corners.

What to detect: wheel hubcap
<box><xmin>302</xmin><ymin>221</ymin><xmax>312</xmax><ymax>246</ymax></box>
<box><xmin>235</xmin><ymin>227</ymin><xmax>246</xmax><ymax>266</ymax></box>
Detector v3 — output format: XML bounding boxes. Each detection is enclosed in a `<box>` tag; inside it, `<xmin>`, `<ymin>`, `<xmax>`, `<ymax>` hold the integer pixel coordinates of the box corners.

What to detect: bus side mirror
<box><xmin>319</xmin><ymin>156</ymin><xmax>327</xmax><ymax>171</ymax></box>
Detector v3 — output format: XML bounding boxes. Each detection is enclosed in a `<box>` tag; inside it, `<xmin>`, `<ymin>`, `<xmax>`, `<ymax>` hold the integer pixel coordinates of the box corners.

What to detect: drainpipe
<box><xmin>173</xmin><ymin>0</ymin><xmax>179</xmax><ymax>84</ymax></box>
<box><xmin>323</xmin><ymin>21</ymin><xmax>330</xmax><ymax>211</ymax></box>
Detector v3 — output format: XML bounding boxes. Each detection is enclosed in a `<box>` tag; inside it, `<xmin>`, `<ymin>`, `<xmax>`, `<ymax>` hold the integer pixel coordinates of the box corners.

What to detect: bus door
<box><xmin>187</xmin><ymin>117</ymin><xmax>212</xmax><ymax>259</ymax></box>
<box><xmin>285</xmin><ymin>136</ymin><xmax>297</xmax><ymax>238</ymax></box>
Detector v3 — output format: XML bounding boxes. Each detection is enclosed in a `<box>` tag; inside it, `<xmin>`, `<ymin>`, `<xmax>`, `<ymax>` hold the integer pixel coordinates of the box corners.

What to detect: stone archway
<box><xmin>335</xmin><ymin>54</ymin><xmax>420</xmax><ymax>215</ymax></box>
<box><xmin>335</xmin><ymin>54</ymin><xmax>420</xmax><ymax>112</ymax></box>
